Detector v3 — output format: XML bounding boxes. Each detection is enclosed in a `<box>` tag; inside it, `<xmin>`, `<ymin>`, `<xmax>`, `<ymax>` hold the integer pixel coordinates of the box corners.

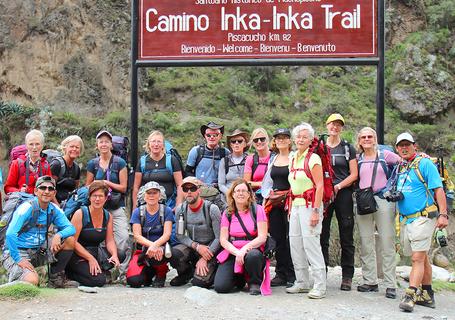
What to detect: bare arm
<box><xmin>104</xmin><ymin>167</ymin><xmax>127</xmax><ymax>193</ymax></box>
<box><xmin>173</xmin><ymin>171</ymin><xmax>184</xmax><ymax>207</ymax></box>
<box><xmin>335</xmin><ymin>158</ymin><xmax>358</xmax><ymax>192</ymax></box>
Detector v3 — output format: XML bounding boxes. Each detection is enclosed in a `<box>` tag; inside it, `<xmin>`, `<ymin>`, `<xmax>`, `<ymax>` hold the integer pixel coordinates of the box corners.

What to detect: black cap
<box><xmin>200</xmin><ymin>121</ymin><xmax>224</xmax><ymax>136</ymax></box>
<box><xmin>273</xmin><ymin>128</ymin><xmax>291</xmax><ymax>138</ymax></box>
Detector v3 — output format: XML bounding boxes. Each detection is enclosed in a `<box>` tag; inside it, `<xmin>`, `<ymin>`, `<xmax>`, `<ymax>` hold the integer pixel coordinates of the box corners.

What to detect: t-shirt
<box><xmin>329</xmin><ymin>142</ymin><xmax>356</xmax><ymax>185</ymax></box>
<box><xmin>50</xmin><ymin>158</ymin><xmax>81</xmax><ymax>203</ymax></box>
<box><xmin>136</xmin><ymin>154</ymin><xmax>182</xmax><ymax>199</ymax></box>
<box><xmin>218</xmin><ymin>153</ymin><xmax>247</xmax><ymax>195</ymax></box>
<box><xmin>244</xmin><ymin>153</ymin><xmax>271</xmax><ymax>184</ymax></box>
<box><xmin>130</xmin><ymin>205</ymin><xmax>175</xmax><ymax>242</ymax></box>
<box><xmin>358</xmin><ymin>150</ymin><xmax>400</xmax><ymax>192</ymax></box>
<box><xmin>221</xmin><ymin>204</ymin><xmax>267</xmax><ymax>238</ymax></box>
<box><xmin>186</xmin><ymin>145</ymin><xmax>230</xmax><ymax>185</ymax></box>
<box><xmin>397</xmin><ymin>156</ymin><xmax>443</xmax><ymax>223</ymax></box>
<box><xmin>288</xmin><ymin>150</ymin><xmax>321</xmax><ymax>207</ymax></box>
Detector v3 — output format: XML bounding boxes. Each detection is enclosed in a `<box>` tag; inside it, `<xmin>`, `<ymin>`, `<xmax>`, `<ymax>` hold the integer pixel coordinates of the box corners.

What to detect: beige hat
<box><xmin>226</xmin><ymin>129</ymin><xmax>249</xmax><ymax>152</ymax></box>
<box><xmin>181</xmin><ymin>176</ymin><xmax>202</xmax><ymax>188</ymax></box>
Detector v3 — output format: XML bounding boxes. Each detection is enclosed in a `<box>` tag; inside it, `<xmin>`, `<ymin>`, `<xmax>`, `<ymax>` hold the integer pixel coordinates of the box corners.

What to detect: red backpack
<box><xmin>9</xmin><ymin>144</ymin><xmax>28</xmax><ymax>165</ymax></box>
<box><xmin>289</xmin><ymin>135</ymin><xmax>335</xmax><ymax>215</ymax></box>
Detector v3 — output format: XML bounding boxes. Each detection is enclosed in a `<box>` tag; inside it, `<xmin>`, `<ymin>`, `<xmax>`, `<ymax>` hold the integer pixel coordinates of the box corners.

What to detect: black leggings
<box><xmin>214</xmin><ymin>249</ymin><xmax>265</xmax><ymax>294</ymax></box>
<box><xmin>66</xmin><ymin>254</ymin><xmax>106</xmax><ymax>287</ymax></box>
<box><xmin>320</xmin><ymin>187</ymin><xmax>355</xmax><ymax>279</ymax></box>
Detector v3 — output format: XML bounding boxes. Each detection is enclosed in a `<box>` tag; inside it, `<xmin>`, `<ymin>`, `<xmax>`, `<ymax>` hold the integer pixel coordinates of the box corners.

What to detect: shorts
<box><xmin>400</xmin><ymin>216</ymin><xmax>436</xmax><ymax>256</ymax></box>
<box><xmin>1</xmin><ymin>248</ymin><xmax>47</xmax><ymax>282</ymax></box>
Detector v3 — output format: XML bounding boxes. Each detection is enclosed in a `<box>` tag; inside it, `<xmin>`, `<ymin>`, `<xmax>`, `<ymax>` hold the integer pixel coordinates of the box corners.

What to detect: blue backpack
<box><xmin>62</xmin><ymin>186</ymin><xmax>89</xmax><ymax>220</ymax></box>
<box><xmin>139</xmin><ymin>204</ymin><xmax>179</xmax><ymax>246</ymax></box>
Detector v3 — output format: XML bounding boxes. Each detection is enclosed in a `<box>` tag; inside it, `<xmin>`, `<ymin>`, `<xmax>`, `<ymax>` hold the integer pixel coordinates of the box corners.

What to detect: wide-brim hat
<box><xmin>226</xmin><ymin>129</ymin><xmax>250</xmax><ymax>152</ymax></box>
<box><xmin>200</xmin><ymin>121</ymin><xmax>224</xmax><ymax>136</ymax></box>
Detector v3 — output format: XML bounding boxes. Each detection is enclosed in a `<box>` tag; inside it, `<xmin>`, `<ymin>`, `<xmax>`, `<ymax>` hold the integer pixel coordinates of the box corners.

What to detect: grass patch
<box><xmin>0</xmin><ymin>283</ymin><xmax>40</xmax><ymax>300</ymax></box>
<box><xmin>432</xmin><ymin>280</ymin><xmax>455</xmax><ymax>292</ymax></box>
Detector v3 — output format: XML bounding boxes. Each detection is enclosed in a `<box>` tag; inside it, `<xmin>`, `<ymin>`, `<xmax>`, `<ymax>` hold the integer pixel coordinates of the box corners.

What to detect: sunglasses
<box><xmin>360</xmin><ymin>135</ymin><xmax>374</xmax><ymax>139</ymax></box>
<box><xmin>37</xmin><ymin>185</ymin><xmax>56</xmax><ymax>191</ymax></box>
<box><xmin>230</xmin><ymin>139</ymin><xmax>244</xmax><ymax>144</ymax></box>
<box><xmin>182</xmin><ymin>185</ymin><xmax>198</xmax><ymax>193</ymax></box>
<box><xmin>252</xmin><ymin>137</ymin><xmax>266</xmax><ymax>143</ymax></box>
<box><xmin>205</xmin><ymin>133</ymin><xmax>219</xmax><ymax>138</ymax></box>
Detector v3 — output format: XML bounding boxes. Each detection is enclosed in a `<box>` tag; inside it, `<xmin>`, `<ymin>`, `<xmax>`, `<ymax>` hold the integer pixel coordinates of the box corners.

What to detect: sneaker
<box><xmin>399</xmin><ymin>288</ymin><xmax>417</xmax><ymax>312</ymax></box>
<box><xmin>308</xmin><ymin>288</ymin><xmax>326</xmax><ymax>299</ymax></box>
<box><xmin>357</xmin><ymin>284</ymin><xmax>379</xmax><ymax>292</ymax></box>
<box><xmin>249</xmin><ymin>284</ymin><xmax>261</xmax><ymax>295</ymax></box>
<box><xmin>385</xmin><ymin>288</ymin><xmax>397</xmax><ymax>299</ymax></box>
<box><xmin>271</xmin><ymin>276</ymin><xmax>287</xmax><ymax>287</ymax></box>
<box><xmin>286</xmin><ymin>282</ymin><xmax>310</xmax><ymax>294</ymax></box>
<box><xmin>48</xmin><ymin>271</ymin><xmax>79</xmax><ymax>289</ymax></box>
<box><xmin>152</xmin><ymin>276</ymin><xmax>166</xmax><ymax>288</ymax></box>
<box><xmin>170</xmin><ymin>273</ymin><xmax>191</xmax><ymax>287</ymax></box>
<box><xmin>340</xmin><ymin>278</ymin><xmax>352</xmax><ymax>291</ymax></box>
<box><xmin>416</xmin><ymin>289</ymin><xmax>435</xmax><ymax>308</ymax></box>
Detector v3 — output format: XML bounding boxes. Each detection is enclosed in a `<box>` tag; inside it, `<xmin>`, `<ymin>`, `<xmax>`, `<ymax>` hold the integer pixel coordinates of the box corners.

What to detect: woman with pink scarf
<box><xmin>214</xmin><ymin>178</ymin><xmax>271</xmax><ymax>295</ymax></box>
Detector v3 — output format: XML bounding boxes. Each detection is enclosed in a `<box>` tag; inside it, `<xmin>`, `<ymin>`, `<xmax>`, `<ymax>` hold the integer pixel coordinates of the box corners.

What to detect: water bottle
<box><xmin>177</xmin><ymin>214</ymin><xmax>184</xmax><ymax>235</ymax></box>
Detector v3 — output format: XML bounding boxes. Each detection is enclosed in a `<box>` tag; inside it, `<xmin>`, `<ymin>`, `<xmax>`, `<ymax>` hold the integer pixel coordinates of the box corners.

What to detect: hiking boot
<box><xmin>286</xmin><ymin>282</ymin><xmax>310</xmax><ymax>294</ymax></box>
<box><xmin>152</xmin><ymin>276</ymin><xmax>166</xmax><ymax>288</ymax></box>
<box><xmin>385</xmin><ymin>288</ymin><xmax>397</xmax><ymax>299</ymax></box>
<box><xmin>399</xmin><ymin>288</ymin><xmax>417</xmax><ymax>312</ymax></box>
<box><xmin>170</xmin><ymin>273</ymin><xmax>191</xmax><ymax>287</ymax></box>
<box><xmin>270</xmin><ymin>276</ymin><xmax>287</xmax><ymax>287</ymax></box>
<box><xmin>340</xmin><ymin>278</ymin><xmax>352</xmax><ymax>291</ymax></box>
<box><xmin>416</xmin><ymin>289</ymin><xmax>435</xmax><ymax>308</ymax></box>
<box><xmin>308</xmin><ymin>288</ymin><xmax>326</xmax><ymax>299</ymax></box>
<box><xmin>249</xmin><ymin>284</ymin><xmax>261</xmax><ymax>296</ymax></box>
<box><xmin>357</xmin><ymin>284</ymin><xmax>379</xmax><ymax>292</ymax></box>
<box><xmin>48</xmin><ymin>271</ymin><xmax>79</xmax><ymax>289</ymax></box>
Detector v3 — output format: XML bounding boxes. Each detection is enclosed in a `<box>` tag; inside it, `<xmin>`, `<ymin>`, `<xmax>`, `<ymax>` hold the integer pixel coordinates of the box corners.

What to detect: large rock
<box><xmin>183</xmin><ymin>286</ymin><xmax>218</xmax><ymax>307</ymax></box>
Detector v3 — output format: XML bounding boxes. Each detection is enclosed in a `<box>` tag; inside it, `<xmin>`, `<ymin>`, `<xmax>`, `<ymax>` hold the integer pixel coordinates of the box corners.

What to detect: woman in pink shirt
<box><xmin>214</xmin><ymin>178</ymin><xmax>271</xmax><ymax>295</ymax></box>
<box><xmin>355</xmin><ymin>127</ymin><xmax>401</xmax><ymax>299</ymax></box>
<box><xmin>243</xmin><ymin>128</ymin><xmax>271</xmax><ymax>204</ymax></box>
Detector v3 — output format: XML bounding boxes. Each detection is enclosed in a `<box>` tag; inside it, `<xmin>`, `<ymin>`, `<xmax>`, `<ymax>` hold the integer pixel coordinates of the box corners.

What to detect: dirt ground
<box><xmin>0</xmin><ymin>268</ymin><xmax>453</xmax><ymax>320</ymax></box>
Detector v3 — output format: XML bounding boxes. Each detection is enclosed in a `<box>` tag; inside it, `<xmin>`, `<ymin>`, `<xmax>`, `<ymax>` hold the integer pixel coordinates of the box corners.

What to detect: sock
<box><xmin>422</xmin><ymin>285</ymin><xmax>433</xmax><ymax>295</ymax></box>
<box><xmin>409</xmin><ymin>286</ymin><xmax>417</xmax><ymax>293</ymax></box>
<box><xmin>51</xmin><ymin>250</ymin><xmax>73</xmax><ymax>274</ymax></box>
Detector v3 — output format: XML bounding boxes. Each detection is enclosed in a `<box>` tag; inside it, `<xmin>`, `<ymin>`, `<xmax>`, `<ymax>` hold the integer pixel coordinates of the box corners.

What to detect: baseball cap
<box><xmin>395</xmin><ymin>132</ymin><xmax>415</xmax><ymax>146</ymax></box>
<box><xmin>326</xmin><ymin>113</ymin><xmax>345</xmax><ymax>125</ymax></box>
<box><xmin>273</xmin><ymin>128</ymin><xmax>291</xmax><ymax>138</ymax></box>
<box><xmin>181</xmin><ymin>176</ymin><xmax>202</xmax><ymax>188</ymax></box>
<box><xmin>96</xmin><ymin>130</ymin><xmax>113</xmax><ymax>140</ymax></box>
<box><xmin>35</xmin><ymin>175</ymin><xmax>56</xmax><ymax>188</ymax></box>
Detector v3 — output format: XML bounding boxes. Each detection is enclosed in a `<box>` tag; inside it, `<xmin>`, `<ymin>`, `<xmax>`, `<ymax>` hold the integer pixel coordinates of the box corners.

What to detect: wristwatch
<box><xmin>439</xmin><ymin>213</ymin><xmax>449</xmax><ymax>220</ymax></box>
<box><xmin>312</xmin><ymin>208</ymin><xmax>320</xmax><ymax>214</ymax></box>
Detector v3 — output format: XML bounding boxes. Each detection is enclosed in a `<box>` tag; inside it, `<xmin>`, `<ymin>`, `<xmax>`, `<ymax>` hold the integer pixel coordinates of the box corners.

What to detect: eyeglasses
<box><xmin>252</xmin><ymin>137</ymin><xmax>266</xmax><ymax>143</ymax></box>
<box><xmin>182</xmin><ymin>185</ymin><xmax>198</xmax><ymax>193</ymax></box>
<box><xmin>234</xmin><ymin>189</ymin><xmax>249</xmax><ymax>194</ymax></box>
<box><xmin>360</xmin><ymin>135</ymin><xmax>374</xmax><ymax>139</ymax></box>
<box><xmin>205</xmin><ymin>133</ymin><xmax>219</xmax><ymax>138</ymax></box>
<box><xmin>230</xmin><ymin>139</ymin><xmax>244</xmax><ymax>144</ymax></box>
<box><xmin>37</xmin><ymin>186</ymin><xmax>55</xmax><ymax>191</ymax></box>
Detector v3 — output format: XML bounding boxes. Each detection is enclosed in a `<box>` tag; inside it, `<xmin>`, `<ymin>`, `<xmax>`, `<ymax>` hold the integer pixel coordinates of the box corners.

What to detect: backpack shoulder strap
<box><xmin>249</xmin><ymin>204</ymin><xmax>257</xmax><ymax>232</ymax></box>
<box><xmin>343</xmin><ymin>140</ymin><xmax>350</xmax><ymax>161</ymax></box>
<box><xmin>159</xmin><ymin>204</ymin><xmax>165</xmax><ymax>226</ymax></box>
<box><xmin>139</xmin><ymin>205</ymin><xmax>146</xmax><ymax>227</ymax></box>
<box><xmin>103</xmin><ymin>209</ymin><xmax>110</xmax><ymax>227</ymax></box>
<box><xmin>140</xmin><ymin>154</ymin><xmax>148</xmax><ymax>173</ymax></box>
<box><xmin>252</xmin><ymin>152</ymin><xmax>259</xmax><ymax>176</ymax></box>
<box><xmin>202</xmin><ymin>201</ymin><xmax>212</xmax><ymax>228</ymax></box>
<box><xmin>224</xmin><ymin>154</ymin><xmax>230</xmax><ymax>175</ymax></box>
<box><xmin>56</xmin><ymin>157</ymin><xmax>66</xmax><ymax>179</ymax></box>
<box><xmin>81</xmin><ymin>206</ymin><xmax>90</xmax><ymax>229</ymax></box>
<box><xmin>165</xmin><ymin>153</ymin><xmax>173</xmax><ymax>175</ymax></box>
<box><xmin>194</xmin><ymin>145</ymin><xmax>205</xmax><ymax>167</ymax></box>
<box><xmin>412</xmin><ymin>156</ymin><xmax>425</xmax><ymax>185</ymax></box>
<box><xmin>377</xmin><ymin>149</ymin><xmax>390</xmax><ymax>179</ymax></box>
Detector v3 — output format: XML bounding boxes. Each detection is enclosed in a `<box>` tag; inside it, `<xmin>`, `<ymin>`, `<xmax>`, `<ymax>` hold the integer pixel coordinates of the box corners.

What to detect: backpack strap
<box><xmin>165</xmin><ymin>154</ymin><xmax>173</xmax><ymax>176</ymax></box>
<box><xmin>159</xmin><ymin>203</ymin><xmax>165</xmax><ymax>226</ymax></box>
<box><xmin>81</xmin><ymin>206</ymin><xmax>109</xmax><ymax>229</ymax></box>
<box><xmin>252</xmin><ymin>152</ymin><xmax>259</xmax><ymax>176</ymax></box>
<box><xmin>52</xmin><ymin>157</ymin><xmax>66</xmax><ymax>180</ymax></box>
<box><xmin>194</xmin><ymin>145</ymin><xmax>206</xmax><ymax>168</ymax></box>
<box><xmin>139</xmin><ymin>204</ymin><xmax>146</xmax><ymax>227</ymax></box>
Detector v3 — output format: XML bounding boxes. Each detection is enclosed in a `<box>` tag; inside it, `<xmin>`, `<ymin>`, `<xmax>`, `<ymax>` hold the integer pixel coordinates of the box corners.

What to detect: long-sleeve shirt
<box><xmin>5</xmin><ymin>199</ymin><xmax>76</xmax><ymax>262</ymax></box>
<box><xmin>175</xmin><ymin>201</ymin><xmax>221</xmax><ymax>254</ymax></box>
<box><xmin>4</xmin><ymin>156</ymin><xmax>51</xmax><ymax>194</ymax></box>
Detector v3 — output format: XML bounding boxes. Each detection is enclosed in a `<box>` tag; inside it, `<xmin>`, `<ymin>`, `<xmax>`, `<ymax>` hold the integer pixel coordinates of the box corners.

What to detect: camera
<box><xmin>435</xmin><ymin>229</ymin><xmax>448</xmax><ymax>248</ymax></box>
<box><xmin>383</xmin><ymin>190</ymin><xmax>404</xmax><ymax>202</ymax></box>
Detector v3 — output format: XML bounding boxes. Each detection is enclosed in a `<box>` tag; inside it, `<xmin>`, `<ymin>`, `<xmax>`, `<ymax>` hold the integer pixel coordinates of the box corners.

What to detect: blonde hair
<box><xmin>25</xmin><ymin>129</ymin><xmax>45</xmax><ymax>145</ymax></box>
<box><xmin>61</xmin><ymin>135</ymin><xmax>84</xmax><ymax>155</ymax></box>
<box><xmin>356</xmin><ymin>127</ymin><xmax>378</xmax><ymax>153</ymax></box>
<box><xmin>249</xmin><ymin>127</ymin><xmax>269</xmax><ymax>149</ymax></box>
<box><xmin>143</xmin><ymin>130</ymin><xmax>165</xmax><ymax>154</ymax></box>
<box><xmin>226</xmin><ymin>178</ymin><xmax>256</xmax><ymax>215</ymax></box>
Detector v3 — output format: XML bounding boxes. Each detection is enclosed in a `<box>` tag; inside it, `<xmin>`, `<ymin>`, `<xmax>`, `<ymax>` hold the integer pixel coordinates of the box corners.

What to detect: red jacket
<box><xmin>4</xmin><ymin>155</ymin><xmax>51</xmax><ymax>194</ymax></box>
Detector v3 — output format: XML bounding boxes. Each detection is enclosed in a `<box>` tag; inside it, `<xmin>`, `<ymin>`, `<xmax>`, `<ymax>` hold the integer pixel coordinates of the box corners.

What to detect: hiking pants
<box><xmin>126</xmin><ymin>250</ymin><xmax>168</xmax><ymax>288</ymax></box>
<box><xmin>320</xmin><ymin>188</ymin><xmax>355</xmax><ymax>279</ymax></box>
<box><xmin>214</xmin><ymin>249</ymin><xmax>265</xmax><ymax>293</ymax></box>
<box><xmin>269</xmin><ymin>206</ymin><xmax>295</xmax><ymax>283</ymax></box>
<box><xmin>170</xmin><ymin>244</ymin><xmax>217</xmax><ymax>288</ymax></box>
<box><xmin>289</xmin><ymin>205</ymin><xmax>326</xmax><ymax>292</ymax></box>
<box><xmin>66</xmin><ymin>253</ymin><xmax>107</xmax><ymax>287</ymax></box>
<box><xmin>356</xmin><ymin>196</ymin><xmax>397</xmax><ymax>288</ymax></box>
<box><xmin>110</xmin><ymin>207</ymin><xmax>131</xmax><ymax>275</ymax></box>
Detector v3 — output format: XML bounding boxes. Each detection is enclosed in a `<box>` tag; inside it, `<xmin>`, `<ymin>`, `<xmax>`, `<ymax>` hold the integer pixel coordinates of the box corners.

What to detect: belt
<box><xmin>401</xmin><ymin>205</ymin><xmax>439</xmax><ymax>223</ymax></box>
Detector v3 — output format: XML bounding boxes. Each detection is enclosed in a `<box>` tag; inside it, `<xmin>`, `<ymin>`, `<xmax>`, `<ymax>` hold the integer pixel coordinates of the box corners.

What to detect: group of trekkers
<box><xmin>0</xmin><ymin>114</ymin><xmax>450</xmax><ymax>313</ymax></box>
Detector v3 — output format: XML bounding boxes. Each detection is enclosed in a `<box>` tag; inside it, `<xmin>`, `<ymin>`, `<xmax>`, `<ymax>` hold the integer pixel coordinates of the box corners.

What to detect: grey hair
<box><xmin>61</xmin><ymin>135</ymin><xmax>84</xmax><ymax>155</ymax></box>
<box><xmin>25</xmin><ymin>129</ymin><xmax>45</xmax><ymax>145</ymax></box>
<box><xmin>292</xmin><ymin>122</ymin><xmax>315</xmax><ymax>140</ymax></box>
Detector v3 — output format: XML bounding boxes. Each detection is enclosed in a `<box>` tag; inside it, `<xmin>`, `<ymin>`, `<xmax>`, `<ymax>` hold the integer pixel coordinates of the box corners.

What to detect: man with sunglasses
<box><xmin>169</xmin><ymin>176</ymin><xmax>221</xmax><ymax>288</ymax></box>
<box><xmin>185</xmin><ymin>122</ymin><xmax>230</xmax><ymax>208</ymax></box>
<box><xmin>2</xmin><ymin>175</ymin><xmax>76</xmax><ymax>288</ymax></box>
<box><xmin>394</xmin><ymin>133</ymin><xmax>448</xmax><ymax>312</ymax></box>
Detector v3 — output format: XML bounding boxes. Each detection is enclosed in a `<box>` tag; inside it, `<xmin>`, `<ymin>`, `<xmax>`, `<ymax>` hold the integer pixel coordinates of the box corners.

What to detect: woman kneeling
<box><xmin>66</xmin><ymin>181</ymin><xmax>120</xmax><ymax>287</ymax></box>
<box><xmin>127</xmin><ymin>181</ymin><xmax>174</xmax><ymax>288</ymax></box>
<box><xmin>214</xmin><ymin>178</ymin><xmax>271</xmax><ymax>295</ymax></box>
